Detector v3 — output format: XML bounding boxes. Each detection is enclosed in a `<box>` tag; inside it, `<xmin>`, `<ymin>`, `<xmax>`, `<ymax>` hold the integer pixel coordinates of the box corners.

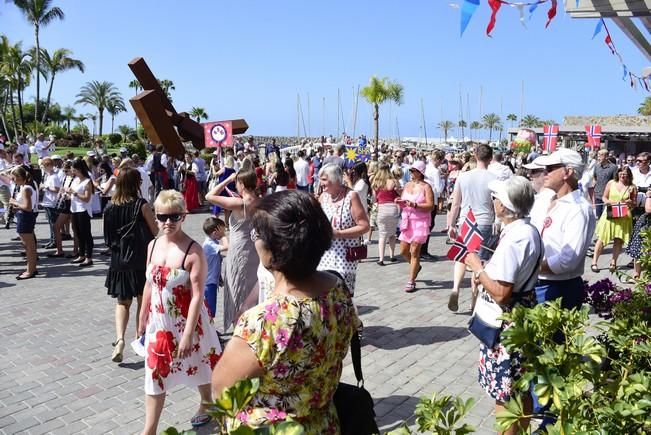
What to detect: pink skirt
<box><xmin>398</xmin><ymin>211</ymin><xmax>431</xmax><ymax>244</ymax></box>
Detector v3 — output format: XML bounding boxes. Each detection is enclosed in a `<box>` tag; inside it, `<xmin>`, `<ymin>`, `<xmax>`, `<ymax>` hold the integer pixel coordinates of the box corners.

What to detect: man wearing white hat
<box><xmin>529</xmin><ymin>148</ymin><xmax>595</xmax><ymax>309</ymax></box>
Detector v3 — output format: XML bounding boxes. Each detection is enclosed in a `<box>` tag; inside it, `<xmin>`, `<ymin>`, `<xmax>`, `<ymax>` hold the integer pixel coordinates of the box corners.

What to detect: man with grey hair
<box><xmin>530</xmin><ymin>148</ymin><xmax>595</xmax><ymax>309</ymax></box>
<box><xmin>323</xmin><ymin>144</ymin><xmax>346</xmax><ymax>169</ymax></box>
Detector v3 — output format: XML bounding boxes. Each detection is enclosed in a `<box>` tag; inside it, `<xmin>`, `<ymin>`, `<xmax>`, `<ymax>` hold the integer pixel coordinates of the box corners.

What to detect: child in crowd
<box><xmin>202</xmin><ymin>217</ymin><xmax>228</xmax><ymax>321</ymax></box>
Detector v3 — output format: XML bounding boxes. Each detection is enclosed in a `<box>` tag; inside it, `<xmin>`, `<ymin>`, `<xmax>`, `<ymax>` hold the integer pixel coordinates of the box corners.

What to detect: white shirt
<box><xmin>487</xmin><ymin>162</ymin><xmax>513</xmax><ymax>181</ymax></box>
<box><xmin>41</xmin><ymin>172</ymin><xmax>62</xmax><ymax>208</ymax></box>
<box><xmin>70</xmin><ymin>178</ymin><xmax>93</xmax><ymax>216</ymax></box>
<box><xmin>34</xmin><ymin>140</ymin><xmax>51</xmax><ymax>159</ymax></box>
<box><xmin>533</xmin><ymin>189</ymin><xmax>596</xmax><ymax>281</ymax></box>
<box><xmin>15</xmin><ymin>184</ymin><xmax>39</xmax><ymax>212</ymax></box>
<box><xmin>485</xmin><ymin>218</ymin><xmax>541</xmax><ymax>294</ymax></box>
<box><xmin>455</xmin><ymin>168</ymin><xmax>497</xmax><ymax>226</ymax></box>
<box><xmin>294</xmin><ymin>157</ymin><xmax>310</xmax><ymax>187</ymax></box>
<box><xmin>353</xmin><ymin>179</ymin><xmax>369</xmax><ymax>215</ymax></box>
<box><xmin>16</xmin><ymin>143</ymin><xmax>29</xmax><ymax>159</ymax></box>
<box><xmin>424</xmin><ymin>163</ymin><xmax>442</xmax><ymax>203</ymax></box>
<box><xmin>137</xmin><ymin>167</ymin><xmax>151</xmax><ymax>202</ymax></box>
<box><xmin>529</xmin><ymin>188</ymin><xmax>555</xmax><ymax>230</ymax></box>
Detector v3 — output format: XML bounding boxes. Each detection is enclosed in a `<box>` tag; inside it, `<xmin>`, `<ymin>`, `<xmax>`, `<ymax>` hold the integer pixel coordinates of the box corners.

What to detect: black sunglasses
<box><xmin>156</xmin><ymin>213</ymin><xmax>185</xmax><ymax>222</ymax></box>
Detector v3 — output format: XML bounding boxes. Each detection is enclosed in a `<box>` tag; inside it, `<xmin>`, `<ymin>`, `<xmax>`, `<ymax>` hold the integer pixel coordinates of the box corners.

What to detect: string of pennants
<box><xmin>457</xmin><ymin>1</ymin><xmax>650</xmax><ymax>92</ymax></box>
<box><xmin>592</xmin><ymin>18</ymin><xmax>650</xmax><ymax>93</ymax></box>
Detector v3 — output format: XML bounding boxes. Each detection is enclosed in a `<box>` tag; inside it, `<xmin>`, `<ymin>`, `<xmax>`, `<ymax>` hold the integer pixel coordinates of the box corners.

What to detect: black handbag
<box><xmin>333</xmin><ymin>332</ymin><xmax>379</xmax><ymax>435</ymax></box>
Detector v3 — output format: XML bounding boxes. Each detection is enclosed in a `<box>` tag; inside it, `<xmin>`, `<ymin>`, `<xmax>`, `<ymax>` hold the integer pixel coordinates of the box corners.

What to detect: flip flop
<box><xmin>448</xmin><ymin>292</ymin><xmax>459</xmax><ymax>312</ymax></box>
<box><xmin>590</xmin><ymin>264</ymin><xmax>599</xmax><ymax>273</ymax></box>
<box><xmin>190</xmin><ymin>413</ymin><xmax>212</xmax><ymax>428</ymax></box>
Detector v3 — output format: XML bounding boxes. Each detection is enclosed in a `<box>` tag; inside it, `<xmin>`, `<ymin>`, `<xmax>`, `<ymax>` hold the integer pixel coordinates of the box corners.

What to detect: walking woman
<box><xmin>103</xmin><ymin>168</ymin><xmax>157</xmax><ymax>362</ymax></box>
<box><xmin>317</xmin><ymin>164</ymin><xmax>370</xmax><ymax>295</ymax></box>
<box><xmin>396</xmin><ymin>160</ymin><xmax>434</xmax><ymax>293</ymax></box>
<box><xmin>371</xmin><ymin>163</ymin><xmax>401</xmax><ymax>265</ymax></box>
<box><xmin>138</xmin><ymin>190</ymin><xmax>222</xmax><ymax>434</ymax></box>
<box><xmin>67</xmin><ymin>158</ymin><xmax>94</xmax><ymax>267</ymax></box>
<box><xmin>3</xmin><ymin>166</ymin><xmax>39</xmax><ymax>279</ymax></box>
<box><xmin>48</xmin><ymin>162</ymin><xmax>77</xmax><ymax>258</ymax></box>
<box><xmin>591</xmin><ymin>166</ymin><xmax>637</xmax><ymax>273</ymax></box>
<box><xmin>206</xmin><ymin>170</ymin><xmax>261</xmax><ymax>330</ymax></box>
<box><xmin>180</xmin><ymin>153</ymin><xmax>200</xmax><ymax>213</ymax></box>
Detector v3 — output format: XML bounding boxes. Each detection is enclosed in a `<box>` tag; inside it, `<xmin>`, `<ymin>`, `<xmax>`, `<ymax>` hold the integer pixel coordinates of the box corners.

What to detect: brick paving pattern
<box><xmin>0</xmin><ymin>209</ymin><xmax>620</xmax><ymax>434</ymax></box>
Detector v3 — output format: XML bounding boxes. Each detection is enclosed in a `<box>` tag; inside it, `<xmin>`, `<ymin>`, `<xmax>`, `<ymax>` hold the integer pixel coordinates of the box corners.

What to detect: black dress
<box><xmin>103</xmin><ymin>198</ymin><xmax>154</xmax><ymax>300</ymax></box>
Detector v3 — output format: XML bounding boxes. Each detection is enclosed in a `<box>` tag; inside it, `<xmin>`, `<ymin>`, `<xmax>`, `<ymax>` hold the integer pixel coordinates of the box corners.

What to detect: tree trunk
<box><xmin>66</xmin><ymin>118</ymin><xmax>71</xmax><ymax>134</ymax></box>
<box><xmin>98</xmin><ymin>109</ymin><xmax>104</xmax><ymax>136</ymax></box>
<box><xmin>8</xmin><ymin>85</ymin><xmax>18</xmax><ymax>140</ymax></box>
<box><xmin>373</xmin><ymin>103</ymin><xmax>379</xmax><ymax>159</ymax></box>
<box><xmin>41</xmin><ymin>72</ymin><xmax>56</xmax><ymax>124</ymax></box>
<box><xmin>111</xmin><ymin>114</ymin><xmax>114</xmax><ymax>134</ymax></box>
<box><xmin>17</xmin><ymin>78</ymin><xmax>25</xmax><ymax>133</ymax></box>
<box><xmin>34</xmin><ymin>26</ymin><xmax>40</xmax><ymax>122</ymax></box>
<box><xmin>0</xmin><ymin>91</ymin><xmax>9</xmax><ymax>140</ymax></box>
<box><xmin>489</xmin><ymin>128</ymin><xmax>493</xmax><ymax>142</ymax></box>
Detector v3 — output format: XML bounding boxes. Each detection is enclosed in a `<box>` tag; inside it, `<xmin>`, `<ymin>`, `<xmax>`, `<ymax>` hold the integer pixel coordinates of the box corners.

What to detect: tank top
<box><xmin>376</xmin><ymin>188</ymin><xmax>399</xmax><ymax>204</ymax></box>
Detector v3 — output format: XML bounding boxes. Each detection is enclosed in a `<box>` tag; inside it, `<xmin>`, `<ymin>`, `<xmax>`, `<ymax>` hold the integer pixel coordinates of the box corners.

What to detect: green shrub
<box><xmin>124</xmin><ymin>141</ymin><xmax>147</xmax><ymax>159</ymax></box>
<box><xmin>107</xmin><ymin>133</ymin><xmax>122</xmax><ymax>145</ymax></box>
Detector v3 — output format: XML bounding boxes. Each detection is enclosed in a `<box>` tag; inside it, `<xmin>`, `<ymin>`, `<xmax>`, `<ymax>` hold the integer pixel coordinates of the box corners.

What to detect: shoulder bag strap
<box><xmin>350</xmin><ymin>330</ymin><xmax>364</xmax><ymax>386</ymax></box>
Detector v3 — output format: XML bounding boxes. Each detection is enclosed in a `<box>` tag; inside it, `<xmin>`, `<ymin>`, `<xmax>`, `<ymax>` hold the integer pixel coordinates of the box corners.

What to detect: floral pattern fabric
<box><xmin>477</xmin><ymin>291</ymin><xmax>536</xmax><ymax>402</ymax></box>
<box><xmin>228</xmin><ymin>280</ymin><xmax>360</xmax><ymax>434</ymax></box>
<box><xmin>144</xmin><ymin>264</ymin><xmax>222</xmax><ymax>395</ymax></box>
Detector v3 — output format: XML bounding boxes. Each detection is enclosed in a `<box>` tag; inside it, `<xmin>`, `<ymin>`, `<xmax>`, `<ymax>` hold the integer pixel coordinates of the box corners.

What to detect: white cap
<box><xmin>119</xmin><ymin>147</ymin><xmax>128</xmax><ymax>153</ymax></box>
<box><xmin>534</xmin><ymin>148</ymin><xmax>583</xmax><ymax>168</ymax></box>
<box><xmin>488</xmin><ymin>179</ymin><xmax>516</xmax><ymax>213</ymax></box>
<box><xmin>51</xmin><ymin>154</ymin><xmax>62</xmax><ymax>160</ymax></box>
<box><xmin>523</xmin><ymin>157</ymin><xmax>545</xmax><ymax>170</ymax></box>
<box><xmin>86</xmin><ymin>151</ymin><xmax>96</xmax><ymax>157</ymax></box>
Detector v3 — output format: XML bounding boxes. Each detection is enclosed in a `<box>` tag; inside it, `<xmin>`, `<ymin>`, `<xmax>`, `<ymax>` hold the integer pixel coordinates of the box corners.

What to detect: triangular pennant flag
<box><xmin>623</xmin><ymin>65</ymin><xmax>629</xmax><ymax>81</ymax></box>
<box><xmin>460</xmin><ymin>0</ymin><xmax>480</xmax><ymax>37</ymax></box>
<box><xmin>592</xmin><ymin>19</ymin><xmax>604</xmax><ymax>40</ymax></box>
<box><xmin>528</xmin><ymin>1</ymin><xmax>539</xmax><ymax>21</ymax></box>
<box><xmin>515</xmin><ymin>4</ymin><xmax>527</xmax><ymax>28</ymax></box>
<box><xmin>546</xmin><ymin>0</ymin><xmax>558</xmax><ymax>28</ymax></box>
<box><xmin>486</xmin><ymin>0</ymin><xmax>502</xmax><ymax>36</ymax></box>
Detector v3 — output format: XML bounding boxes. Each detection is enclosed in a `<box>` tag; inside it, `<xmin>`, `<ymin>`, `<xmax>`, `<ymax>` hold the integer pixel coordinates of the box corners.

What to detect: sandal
<box><xmin>376</xmin><ymin>260</ymin><xmax>385</xmax><ymax>266</ymax></box>
<box><xmin>112</xmin><ymin>338</ymin><xmax>125</xmax><ymax>363</ymax></box>
<box><xmin>609</xmin><ymin>261</ymin><xmax>617</xmax><ymax>273</ymax></box>
<box><xmin>16</xmin><ymin>272</ymin><xmax>37</xmax><ymax>280</ymax></box>
<box><xmin>404</xmin><ymin>281</ymin><xmax>416</xmax><ymax>293</ymax></box>
<box><xmin>190</xmin><ymin>413</ymin><xmax>212</xmax><ymax>428</ymax></box>
<box><xmin>591</xmin><ymin>264</ymin><xmax>599</xmax><ymax>273</ymax></box>
<box><xmin>70</xmin><ymin>257</ymin><xmax>85</xmax><ymax>264</ymax></box>
<box><xmin>448</xmin><ymin>291</ymin><xmax>459</xmax><ymax>312</ymax></box>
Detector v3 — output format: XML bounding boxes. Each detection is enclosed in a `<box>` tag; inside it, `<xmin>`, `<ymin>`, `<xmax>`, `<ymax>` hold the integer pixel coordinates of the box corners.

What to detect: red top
<box><xmin>375</xmin><ymin>188</ymin><xmax>399</xmax><ymax>204</ymax></box>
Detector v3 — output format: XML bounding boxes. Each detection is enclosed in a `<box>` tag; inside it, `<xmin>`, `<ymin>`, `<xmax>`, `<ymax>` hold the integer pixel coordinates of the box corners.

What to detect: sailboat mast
<box><xmin>421</xmin><ymin>99</ymin><xmax>428</xmax><ymax>148</ymax></box>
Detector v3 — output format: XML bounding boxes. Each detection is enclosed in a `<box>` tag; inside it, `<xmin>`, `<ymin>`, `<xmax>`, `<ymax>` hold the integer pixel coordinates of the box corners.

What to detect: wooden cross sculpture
<box><xmin>128</xmin><ymin>57</ymin><xmax>248</xmax><ymax>157</ymax></box>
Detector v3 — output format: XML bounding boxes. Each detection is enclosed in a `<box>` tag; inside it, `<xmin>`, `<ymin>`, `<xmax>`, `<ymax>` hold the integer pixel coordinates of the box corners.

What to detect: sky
<box><xmin>2</xmin><ymin>0</ymin><xmax>649</xmax><ymax>139</ymax></box>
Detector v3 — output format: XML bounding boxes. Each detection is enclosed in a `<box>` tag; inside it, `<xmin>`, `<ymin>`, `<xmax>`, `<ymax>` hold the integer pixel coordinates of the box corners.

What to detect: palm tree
<box><xmin>506</xmin><ymin>113</ymin><xmax>517</xmax><ymax>128</ymax></box>
<box><xmin>1</xmin><ymin>40</ymin><xmax>33</xmax><ymax>133</ymax></box>
<box><xmin>128</xmin><ymin>79</ymin><xmax>140</xmax><ymax>130</ymax></box>
<box><xmin>158</xmin><ymin>79</ymin><xmax>175</xmax><ymax>101</ymax></box>
<box><xmin>437</xmin><ymin>120</ymin><xmax>455</xmax><ymax>144</ymax></box>
<box><xmin>360</xmin><ymin>76</ymin><xmax>404</xmax><ymax>158</ymax></box>
<box><xmin>470</xmin><ymin>121</ymin><xmax>482</xmax><ymax>141</ymax></box>
<box><xmin>12</xmin><ymin>0</ymin><xmax>65</xmax><ymax>122</ymax></box>
<box><xmin>458</xmin><ymin>120</ymin><xmax>467</xmax><ymax>143</ymax></box>
<box><xmin>40</xmin><ymin>48</ymin><xmax>84</xmax><ymax>123</ymax></box>
<box><xmin>86</xmin><ymin>113</ymin><xmax>97</xmax><ymax>137</ymax></box>
<box><xmin>106</xmin><ymin>95</ymin><xmax>126</xmax><ymax>134</ymax></box>
<box><xmin>638</xmin><ymin>97</ymin><xmax>651</xmax><ymax>116</ymax></box>
<box><xmin>520</xmin><ymin>114</ymin><xmax>542</xmax><ymax>128</ymax></box>
<box><xmin>75</xmin><ymin>80</ymin><xmax>121</xmax><ymax>136</ymax></box>
<box><xmin>62</xmin><ymin>105</ymin><xmax>75</xmax><ymax>133</ymax></box>
<box><xmin>117</xmin><ymin>124</ymin><xmax>133</xmax><ymax>142</ymax></box>
<box><xmin>482</xmin><ymin>113</ymin><xmax>501</xmax><ymax>141</ymax></box>
<box><xmin>190</xmin><ymin>106</ymin><xmax>208</xmax><ymax>123</ymax></box>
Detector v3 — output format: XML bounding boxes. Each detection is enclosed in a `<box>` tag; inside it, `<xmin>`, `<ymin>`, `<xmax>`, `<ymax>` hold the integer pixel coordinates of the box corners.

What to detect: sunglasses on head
<box><xmin>156</xmin><ymin>213</ymin><xmax>185</xmax><ymax>222</ymax></box>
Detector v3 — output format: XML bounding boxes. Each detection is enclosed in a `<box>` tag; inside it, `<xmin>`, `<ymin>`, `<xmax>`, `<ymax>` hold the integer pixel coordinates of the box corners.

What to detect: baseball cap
<box><xmin>523</xmin><ymin>156</ymin><xmax>545</xmax><ymax>170</ymax></box>
<box><xmin>119</xmin><ymin>147</ymin><xmax>128</xmax><ymax>153</ymax></box>
<box><xmin>534</xmin><ymin>148</ymin><xmax>583</xmax><ymax>168</ymax></box>
<box><xmin>51</xmin><ymin>154</ymin><xmax>62</xmax><ymax>160</ymax></box>
<box><xmin>409</xmin><ymin>160</ymin><xmax>426</xmax><ymax>175</ymax></box>
<box><xmin>488</xmin><ymin>179</ymin><xmax>516</xmax><ymax>213</ymax></box>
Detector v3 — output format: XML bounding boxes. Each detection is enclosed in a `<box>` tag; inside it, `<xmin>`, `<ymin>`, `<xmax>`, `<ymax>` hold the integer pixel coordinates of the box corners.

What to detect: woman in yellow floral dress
<box><xmin>212</xmin><ymin>190</ymin><xmax>360</xmax><ymax>433</ymax></box>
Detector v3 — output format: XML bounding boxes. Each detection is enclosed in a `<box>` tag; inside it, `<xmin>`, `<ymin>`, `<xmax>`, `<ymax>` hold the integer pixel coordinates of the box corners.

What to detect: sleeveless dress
<box><xmin>317</xmin><ymin>190</ymin><xmax>360</xmax><ymax>294</ymax></box>
<box><xmin>595</xmin><ymin>183</ymin><xmax>633</xmax><ymax>245</ymax></box>
<box><xmin>144</xmin><ymin>240</ymin><xmax>222</xmax><ymax>395</ymax></box>
<box><xmin>223</xmin><ymin>202</ymin><xmax>260</xmax><ymax>330</ymax></box>
<box><xmin>398</xmin><ymin>187</ymin><xmax>431</xmax><ymax>244</ymax></box>
<box><xmin>103</xmin><ymin>198</ymin><xmax>154</xmax><ymax>300</ymax></box>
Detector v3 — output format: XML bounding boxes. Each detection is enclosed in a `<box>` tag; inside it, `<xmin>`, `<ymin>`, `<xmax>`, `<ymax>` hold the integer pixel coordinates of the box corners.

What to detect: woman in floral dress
<box><xmin>138</xmin><ymin>190</ymin><xmax>222</xmax><ymax>435</ymax></box>
<box><xmin>212</xmin><ymin>190</ymin><xmax>360</xmax><ymax>434</ymax></box>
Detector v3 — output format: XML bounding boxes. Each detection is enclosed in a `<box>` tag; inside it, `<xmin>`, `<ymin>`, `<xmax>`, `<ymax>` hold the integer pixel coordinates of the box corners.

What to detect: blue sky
<box><xmin>2</xmin><ymin>0</ymin><xmax>648</xmax><ymax>138</ymax></box>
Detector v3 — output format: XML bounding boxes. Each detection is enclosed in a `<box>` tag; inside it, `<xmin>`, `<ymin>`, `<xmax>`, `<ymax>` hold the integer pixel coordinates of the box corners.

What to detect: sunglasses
<box><xmin>637</xmin><ymin>159</ymin><xmax>648</xmax><ymax>163</ymax></box>
<box><xmin>156</xmin><ymin>213</ymin><xmax>185</xmax><ymax>222</ymax></box>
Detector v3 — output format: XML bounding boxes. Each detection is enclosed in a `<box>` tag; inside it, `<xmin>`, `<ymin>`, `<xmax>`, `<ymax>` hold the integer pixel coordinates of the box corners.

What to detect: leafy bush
<box><xmin>107</xmin><ymin>133</ymin><xmax>122</xmax><ymax>145</ymax></box>
<box><xmin>124</xmin><ymin>141</ymin><xmax>147</xmax><ymax>159</ymax></box>
<box><xmin>387</xmin><ymin>393</ymin><xmax>476</xmax><ymax>435</ymax></box>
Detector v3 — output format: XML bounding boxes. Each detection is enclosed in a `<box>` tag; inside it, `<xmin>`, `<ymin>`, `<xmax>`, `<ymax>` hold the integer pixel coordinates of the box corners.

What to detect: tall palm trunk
<box><xmin>16</xmin><ymin>79</ymin><xmax>25</xmax><ymax>133</ymax></box>
<box><xmin>34</xmin><ymin>25</ymin><xmax>40</xmax><ymax>122</ymax></box>
<box><xmin>489</xmin><ymin>128</ymin><xmax>493</xmax><ymax>141</ymax></box>
<box><xmin>111</xmin><ymin>114</ymin><xmax>114</xmax><ymax>134</ymax></box>
<box><xmin>373</xmin><ymin>103</ymin><xmax>379</xmax><ymax>159</ymax></box>
<box><xmin>41</xmin><ymin>71</ymin><xmax>56</xmax><ymax>123</ymax></box>
<box><xmin>66</xmin><ymin>117</ymin><xmax>71</xmax><ymax>134</ymax></box>
<box><xmin>1</xmin><ymin>91</ymin><xmax>9</xmax><ymax>140</ymax></box>
<box><xmin>8</xmin><ymin>85</ymin><xmax>18</xmax><ymax>140</ymax></box>
<box><xmin>98</xmin><ymin>109</ymin><xmax>104</xmax><ymax>136</ymax></box>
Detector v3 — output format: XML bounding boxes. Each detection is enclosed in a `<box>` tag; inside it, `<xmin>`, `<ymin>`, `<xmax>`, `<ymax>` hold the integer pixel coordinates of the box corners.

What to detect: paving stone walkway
<box><xmin>0</xmin><ymin>208</ymin><xmax>621</xmax><ymax>434</ymax></box>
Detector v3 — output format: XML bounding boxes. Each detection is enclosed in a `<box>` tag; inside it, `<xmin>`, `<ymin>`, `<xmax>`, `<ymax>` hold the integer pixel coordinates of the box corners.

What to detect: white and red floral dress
<box><xmin>144</xmin><ymin>241</ymin><xmax>222</xmax><ymax>395</ymax></box>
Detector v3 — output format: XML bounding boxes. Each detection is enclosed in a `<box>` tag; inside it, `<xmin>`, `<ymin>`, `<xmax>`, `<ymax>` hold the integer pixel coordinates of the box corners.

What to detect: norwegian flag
<box><xmin>459</xmin><ymin>209</ymin><xmax>484</xmax><ymax>252</ymax></box>
<box><xmin>611</xmin><ymin>202</ymin><xmax>628</xmax><ymax>218</ymax></box>
<box><xmin>447</xmin><ymin>240</ymin><xmax>469</xmax><ymax>262</ymax></box>
<box><xmin>585</xmin><ymin>125</ymin><xmax>602</xmax><ymax>149</ymax></box>
<box><xmin>447</xmin><ymin>209</ymin><xmax>484</xmax><ymax>262</ymax></box>
<box><xmin>542</xmin><ymin>125</ymin><xmax>559</xmax><ymax>153</ymax></box>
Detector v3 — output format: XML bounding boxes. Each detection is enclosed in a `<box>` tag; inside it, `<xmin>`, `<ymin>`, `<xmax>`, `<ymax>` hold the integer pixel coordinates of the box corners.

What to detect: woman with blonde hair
<box><xmin>103</xmin><ymin>168</ymin><xmax>157</xmax><ymax>362</ymax></box>
<box><xmin>372</xmin><ymin>163</ymin><xmax>401</xmax><ymax>265</ymax></box>
<box><xmin>138</xmin><ymin>189</ymin><xmax>222</xmax><ymax>433</ymax></box>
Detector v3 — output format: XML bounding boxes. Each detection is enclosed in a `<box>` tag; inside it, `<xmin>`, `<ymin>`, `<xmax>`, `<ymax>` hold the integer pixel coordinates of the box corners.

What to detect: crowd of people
<box><xmin>2</xmin><ymin>130</ymin><xmax>651</xmax><ymax>433</ymax></box>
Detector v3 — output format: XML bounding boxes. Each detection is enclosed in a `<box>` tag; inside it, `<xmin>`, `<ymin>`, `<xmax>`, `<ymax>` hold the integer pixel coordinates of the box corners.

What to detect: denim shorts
<box><xmin>477</xmin><ymin>224</ymin><xmax>496</xmax><ymax>262</ymax></box>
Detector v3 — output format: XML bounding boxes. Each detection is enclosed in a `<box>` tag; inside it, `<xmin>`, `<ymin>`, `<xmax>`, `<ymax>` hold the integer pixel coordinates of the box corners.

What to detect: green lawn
<box><xmin>29</xmin><ymin>146</ymin><xmax>123</xmax><ymax>164</ymax></box>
